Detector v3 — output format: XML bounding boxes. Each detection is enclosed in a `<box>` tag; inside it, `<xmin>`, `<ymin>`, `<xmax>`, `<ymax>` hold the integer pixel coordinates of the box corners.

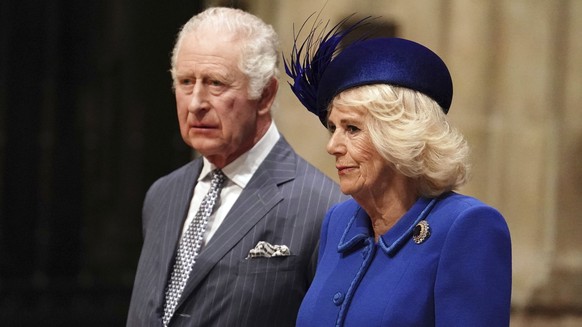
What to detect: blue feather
<box><xmin>284</xmin><ymin>14</ymin><xmax>373</xmax><ymax>123</ymax></box>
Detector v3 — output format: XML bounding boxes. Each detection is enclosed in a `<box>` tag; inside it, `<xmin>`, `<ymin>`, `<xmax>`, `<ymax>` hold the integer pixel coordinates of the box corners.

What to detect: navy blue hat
<box><xmin>285</xmin><ymin>17</ymin><xmax>453</xmax><ymax>126</ymax></box>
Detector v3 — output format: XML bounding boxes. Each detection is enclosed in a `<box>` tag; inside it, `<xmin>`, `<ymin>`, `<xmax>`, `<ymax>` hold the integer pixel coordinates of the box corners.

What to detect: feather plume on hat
<box><xmin>284</xmin><ymin>14</ymin><xmax>453</xmax><ymax>127</ymax></box>
<box><xmin>283</xmin><ymin>13</ymin><xmax>372</xmax><ymax>125</ymax></box>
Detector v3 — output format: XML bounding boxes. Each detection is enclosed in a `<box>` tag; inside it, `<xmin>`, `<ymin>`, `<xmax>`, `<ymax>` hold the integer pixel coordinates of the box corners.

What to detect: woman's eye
<box><xmin>347</xmin><ymin>125</ymin><xmax>360</xmax><ymax>133</ymax></box>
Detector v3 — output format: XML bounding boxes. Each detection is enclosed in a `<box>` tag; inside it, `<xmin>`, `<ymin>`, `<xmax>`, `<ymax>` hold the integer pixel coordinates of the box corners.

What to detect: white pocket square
<box><xmin>246</xmin><ymin>241</ymin><xmax>291</xmax><ymax>259</ymax></box>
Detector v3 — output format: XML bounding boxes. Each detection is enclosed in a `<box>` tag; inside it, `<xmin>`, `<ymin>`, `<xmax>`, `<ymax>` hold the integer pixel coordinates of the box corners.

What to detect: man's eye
<box><xmin>208</xmin><ymin>79</ymin><xmax>224</xmax><ymax>87</ymax></box>
<box><xmin>180</xmin><ymin>78</ymin><xmax>193</xmax><ymax>85</ymax></box>
<box><xmin>327</xmin><ymin>124</ymin><xmax>336</xmax><ymax>133</ymax></box>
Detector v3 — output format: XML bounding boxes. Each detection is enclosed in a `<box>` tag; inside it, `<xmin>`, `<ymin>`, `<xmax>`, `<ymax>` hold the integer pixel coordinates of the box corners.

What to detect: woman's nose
<box><xmin>326</xmin><ymin>131</ymin><xmax>345</xmax><ymax>156</ymax></box>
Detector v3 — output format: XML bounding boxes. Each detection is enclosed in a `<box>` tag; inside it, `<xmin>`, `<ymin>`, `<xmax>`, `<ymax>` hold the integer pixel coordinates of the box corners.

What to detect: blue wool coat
<box><xmin>296</xmin><ymin>192</ymin><xmax>512</xmax><ymax>327</ymax></box>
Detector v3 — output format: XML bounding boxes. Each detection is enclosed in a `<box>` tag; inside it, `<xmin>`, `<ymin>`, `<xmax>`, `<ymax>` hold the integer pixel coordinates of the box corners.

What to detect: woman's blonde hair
<box><xmin>332</xmin><ymin>84</ymin><xmax>470</xmax><ymax>197</ymax></box>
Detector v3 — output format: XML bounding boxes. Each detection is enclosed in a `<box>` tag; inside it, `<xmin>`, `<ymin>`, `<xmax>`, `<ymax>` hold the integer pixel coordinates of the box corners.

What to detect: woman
<box><xmin>285</xmin><ymin>17</ymin><xmax>512</xmax><ymax>327</ymax></box>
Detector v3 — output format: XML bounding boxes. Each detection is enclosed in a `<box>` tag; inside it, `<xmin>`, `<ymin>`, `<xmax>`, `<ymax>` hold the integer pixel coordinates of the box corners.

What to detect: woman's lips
<box><xmin>336</xmin><ymin>165</ymin><xmax>355</xmax><ymax>175</ymax></box>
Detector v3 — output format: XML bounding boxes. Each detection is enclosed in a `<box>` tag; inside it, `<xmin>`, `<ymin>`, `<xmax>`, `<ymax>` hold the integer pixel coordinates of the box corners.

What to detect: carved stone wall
<box><xmin>246</xmin><ymin>0</ymin><xmax>582</xmax><ymax>325</ymax></box>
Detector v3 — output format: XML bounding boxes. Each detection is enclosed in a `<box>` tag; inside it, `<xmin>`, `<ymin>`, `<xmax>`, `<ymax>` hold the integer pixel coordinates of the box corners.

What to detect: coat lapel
<box><xmin>155</xmin><ymin>160</ymin><xmax>203</xmax><ymax>313</ymax></box>
<box><xmin>176</xmin><ymin>138</ymin><xmax>297</xmax><ymax>307</ymax></box>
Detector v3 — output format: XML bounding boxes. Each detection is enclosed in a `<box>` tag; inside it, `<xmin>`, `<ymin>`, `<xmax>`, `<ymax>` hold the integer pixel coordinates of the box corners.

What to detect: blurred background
<box><xmin>1</xmin><ymin>0</ymin><xmax>580</xmax><ymax>326</ymax></box>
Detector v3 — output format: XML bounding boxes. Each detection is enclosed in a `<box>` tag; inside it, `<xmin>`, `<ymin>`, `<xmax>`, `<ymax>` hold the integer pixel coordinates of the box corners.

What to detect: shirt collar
<box><xmin>338</xmin><ymin>197</ymin><xmax>438</xmax><ymax>256</ymax></box>
<box><xmin>200</xmin><ymin>122</ymin><xmax>281</xmax><ymax>187</ymax></box>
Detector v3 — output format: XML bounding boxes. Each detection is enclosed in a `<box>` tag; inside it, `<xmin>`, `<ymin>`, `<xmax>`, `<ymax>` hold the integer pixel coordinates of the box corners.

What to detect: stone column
<box><xmin>248</xmin><ymin>0</ymin><xmax>582</xmax><ymax>324</ymax></box>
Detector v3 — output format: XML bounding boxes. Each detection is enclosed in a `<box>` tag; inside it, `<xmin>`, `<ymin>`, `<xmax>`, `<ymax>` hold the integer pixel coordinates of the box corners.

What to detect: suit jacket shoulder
<box><xmin>128</xmin><ymin>137</ymin><xmax>347</xmax><ymax>327</ymax></box>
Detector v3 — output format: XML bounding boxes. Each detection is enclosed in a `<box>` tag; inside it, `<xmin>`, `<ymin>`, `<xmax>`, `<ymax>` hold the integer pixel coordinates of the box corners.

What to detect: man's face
<box><xmin>173</xmin><ymin>30</ymin><xmax>264</xmax><ymax>167</ymax></box>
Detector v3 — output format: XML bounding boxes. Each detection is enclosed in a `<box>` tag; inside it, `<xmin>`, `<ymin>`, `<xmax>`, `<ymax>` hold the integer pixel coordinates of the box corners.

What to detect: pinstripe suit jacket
<box><xmin>127</xmin><ymin>137</ymin><xmax>346</xmax><ymax>327</ymax></box>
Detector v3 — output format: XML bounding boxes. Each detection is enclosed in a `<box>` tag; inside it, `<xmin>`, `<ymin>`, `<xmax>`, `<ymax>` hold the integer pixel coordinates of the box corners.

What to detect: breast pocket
<box><xmin>237</xmin><ymin>255</ymin><xmax>301</xmax><ymax>275</ymax></box>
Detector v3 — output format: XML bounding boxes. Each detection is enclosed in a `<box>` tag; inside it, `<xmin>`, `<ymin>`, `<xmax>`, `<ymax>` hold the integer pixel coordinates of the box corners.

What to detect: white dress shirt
<box><xmin>181</xmin><ymin>122</ymin><xmax>281</xmax><ymax>245</ymax></box>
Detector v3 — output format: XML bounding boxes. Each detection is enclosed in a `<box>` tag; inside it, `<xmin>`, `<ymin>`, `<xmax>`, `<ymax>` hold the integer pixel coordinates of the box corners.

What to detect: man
<box><xmin>126</xmin><ymin>7</ymin><xmax>345</xmax><ymax>327</ymax></box>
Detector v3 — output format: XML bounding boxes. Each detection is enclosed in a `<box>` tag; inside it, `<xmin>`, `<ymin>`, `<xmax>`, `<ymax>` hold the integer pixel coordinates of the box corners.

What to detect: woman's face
<box><xmin>326</xmin><ymin>103</ymin><xmax>394</xmax><ymax>198</ymax></box>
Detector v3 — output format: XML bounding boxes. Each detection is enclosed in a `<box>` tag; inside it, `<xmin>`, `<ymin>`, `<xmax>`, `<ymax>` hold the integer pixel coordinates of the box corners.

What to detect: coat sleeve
<box><xmin>434</xmin><ymin>205</ymin><xmax>512</xmax><ymax>327</ymax></box>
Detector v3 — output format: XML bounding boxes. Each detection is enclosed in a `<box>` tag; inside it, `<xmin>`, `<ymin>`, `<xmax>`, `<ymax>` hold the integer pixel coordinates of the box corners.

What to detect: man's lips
<box><xmin>190</xmin><ymin>123</ymin><xmax>218</xmax><ymax>129</ymax></box>
<box><xmin>188</xmin><ymin>123</ymin><xmax>219</xmax><ymax>135</ymax></box>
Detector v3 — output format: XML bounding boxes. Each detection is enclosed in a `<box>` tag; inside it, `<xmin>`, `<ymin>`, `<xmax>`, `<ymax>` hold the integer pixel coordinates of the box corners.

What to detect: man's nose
<box><xmin>188</xmin><ymin>83</ymin><xmax>210</xmax><ymax>113</ymax></box>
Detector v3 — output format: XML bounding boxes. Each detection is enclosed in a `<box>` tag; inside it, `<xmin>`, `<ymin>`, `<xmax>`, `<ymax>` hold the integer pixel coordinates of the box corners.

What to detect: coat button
<box><xmin>332</xmin><ymin>292</ymin><xmax>344</xmax><ymax>305</ymax></box>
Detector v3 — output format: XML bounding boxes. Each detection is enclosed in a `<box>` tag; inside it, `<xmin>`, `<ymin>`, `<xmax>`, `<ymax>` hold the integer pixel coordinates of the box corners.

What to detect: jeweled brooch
<box><xmin>413</xmin><ymin>220</ymin><xmax>430</xmax><ymax>244</ymax></box>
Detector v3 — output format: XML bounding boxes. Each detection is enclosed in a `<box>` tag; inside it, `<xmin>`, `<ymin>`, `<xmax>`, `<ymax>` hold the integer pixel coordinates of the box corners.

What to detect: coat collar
<box><xmin>338</xmin><ymin>197</ymin><xmax>438</xmax><ymax>256</ymax></box>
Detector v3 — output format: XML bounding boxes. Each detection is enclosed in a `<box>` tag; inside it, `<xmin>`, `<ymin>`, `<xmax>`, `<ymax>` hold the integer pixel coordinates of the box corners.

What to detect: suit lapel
<box><xmin>155</xmin><ymin>160</ymin><xmax>203</xmax><ymax>311</ymax></box>
<box><xmin>176</xmin><ymin>138</ymin><xmax>297</xmax><ymax>307</ymax></box>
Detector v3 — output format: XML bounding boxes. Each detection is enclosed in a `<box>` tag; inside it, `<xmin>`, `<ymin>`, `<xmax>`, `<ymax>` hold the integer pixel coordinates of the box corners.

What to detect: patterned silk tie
<box><xmin>163</xmin><ymin>169</ymin><xmax>226</xmax><ymax>326</ymax></box>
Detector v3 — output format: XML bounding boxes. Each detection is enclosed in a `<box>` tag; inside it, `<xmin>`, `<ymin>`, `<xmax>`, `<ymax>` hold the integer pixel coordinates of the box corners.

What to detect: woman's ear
<box><xmin>257</xmin><ymin>77</ymin><xmax>278</xmax><ymax>115</ymax></box>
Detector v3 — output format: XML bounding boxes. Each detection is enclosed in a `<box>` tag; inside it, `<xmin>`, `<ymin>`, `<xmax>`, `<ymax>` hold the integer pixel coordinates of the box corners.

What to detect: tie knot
<box><xmin>211</xmin><ymin>169</ymin><xmax>225</xmax><ymax>187</ymax></box>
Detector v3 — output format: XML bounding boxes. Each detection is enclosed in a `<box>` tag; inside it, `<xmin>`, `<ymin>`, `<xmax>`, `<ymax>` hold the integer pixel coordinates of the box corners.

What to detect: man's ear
<box><xmin>257</xmin><ymin>77</ymin><xmax>278</xmax><ymax>115</ymax></box>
